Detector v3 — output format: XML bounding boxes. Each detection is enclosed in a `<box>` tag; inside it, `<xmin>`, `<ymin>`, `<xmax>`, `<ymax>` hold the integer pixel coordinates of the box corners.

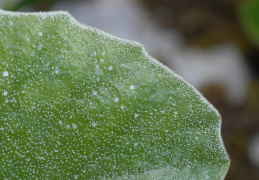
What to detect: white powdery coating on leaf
<box><xmin>0</xmin><ymin>9</ymin><xmax>229</xmax><ymax>179</ymax></box>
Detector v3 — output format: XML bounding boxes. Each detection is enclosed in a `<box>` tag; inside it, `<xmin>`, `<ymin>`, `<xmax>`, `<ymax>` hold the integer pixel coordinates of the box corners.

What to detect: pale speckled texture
<box><xmin>0</xmin><ymin>10</ymin><xmax>230</xmax><ymax>179</ymax></box>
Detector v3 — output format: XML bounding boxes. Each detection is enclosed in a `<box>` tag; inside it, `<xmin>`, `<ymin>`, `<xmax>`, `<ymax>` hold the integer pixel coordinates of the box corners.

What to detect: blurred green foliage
<box><xmin>2</xmin><ymin>0</ymin><xmax>61</xmax><ymax>11</ymax></box>
<box><xmin>239</xmin><ymin>0</ymin><xmax>259</xmax><ymax>48</ymax></box>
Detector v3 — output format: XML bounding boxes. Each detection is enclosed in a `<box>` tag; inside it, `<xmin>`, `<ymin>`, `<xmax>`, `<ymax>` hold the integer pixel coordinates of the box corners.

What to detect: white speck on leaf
<box><xmin>92</xmin><ymin>122</ymin><xmax>97</xmax><ymax>127</ymax></box>
<box><xmin>72</xmin><ymin>123</ymin><xmax>77</xmax><ymax>129</ymax></box>
<box><xmin>108</xmin><ymin>66</ymin><xmax>113</xmax><ymax>71</ymax></box>
<box><xmin>55</xmin><ymin>67</ymin><xmax>59</xmax><ymax>74</ymax></box>
<box><xmin>130</xmin><ymin>85</ymin><xmax>135</xmax><ymax>90</ymax></box>
<box><xmin>37</xmin><ymin>43</ymin><xmax>43</xmax><ymax>50</ymax></box>
<box><xmin>91</xmin><ymin>51</ymin><xmax>96</xmax><ymax>56</ymax></box>
<box><xmin>3</xmin><ymin>71</ymin><xmax>8</xmax><ymax>77</ymax></box>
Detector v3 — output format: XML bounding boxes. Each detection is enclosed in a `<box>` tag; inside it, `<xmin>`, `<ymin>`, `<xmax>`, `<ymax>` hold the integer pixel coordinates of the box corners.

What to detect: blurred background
<box><xmin>1</xmin><ymin>0</ymin><xmax>259</xmax><ymax>179</ymax></box>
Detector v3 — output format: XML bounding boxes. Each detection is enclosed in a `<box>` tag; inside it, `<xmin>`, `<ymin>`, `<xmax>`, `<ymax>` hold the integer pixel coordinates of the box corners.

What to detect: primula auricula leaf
<box><xmin>0</xmin><ymin>10</ymin><xmax>229</xmax><ymax>179</ymax></box>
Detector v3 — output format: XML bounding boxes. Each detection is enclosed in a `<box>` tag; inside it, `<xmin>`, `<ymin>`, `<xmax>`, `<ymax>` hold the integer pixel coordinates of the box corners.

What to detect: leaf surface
<box><xmin>0</xmin><ymin>10</ymin><xmax>229</xmax><ymax>179</ymax></box>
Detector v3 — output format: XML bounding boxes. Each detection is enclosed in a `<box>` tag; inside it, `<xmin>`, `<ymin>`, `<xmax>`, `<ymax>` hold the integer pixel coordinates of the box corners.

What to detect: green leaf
<box><xmin>0</xmin><ymin>10</ymin><xmax>229</xmax><ymax>179</ymax></box>
<box><xmin>238</xmin><ymin>0</ymin><xmax>259</xmax><ymax>47</ymax></box>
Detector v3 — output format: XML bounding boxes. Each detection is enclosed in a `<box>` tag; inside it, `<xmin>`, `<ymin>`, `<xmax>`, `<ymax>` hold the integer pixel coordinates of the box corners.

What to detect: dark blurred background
<box><xmin>1</xmin><ymin>0</ymin><xmax>259</xmax><ymax>179</ymax></box>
